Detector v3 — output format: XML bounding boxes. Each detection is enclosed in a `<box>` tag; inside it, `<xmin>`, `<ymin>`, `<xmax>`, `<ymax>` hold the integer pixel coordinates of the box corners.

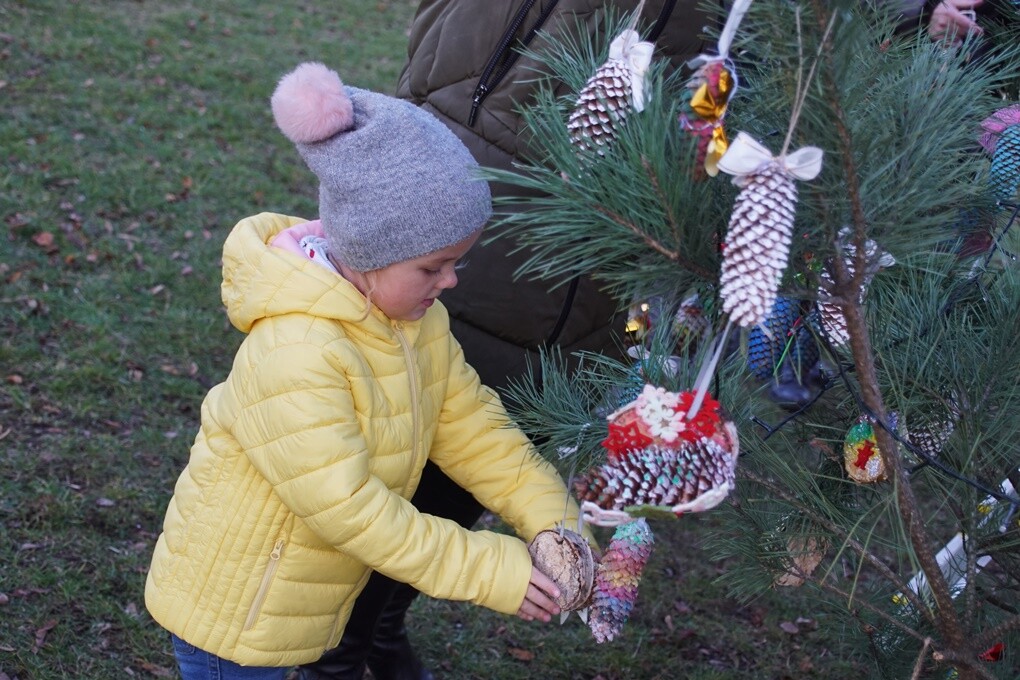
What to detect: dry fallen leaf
<box><xmin>507</xmin><ymin>646</ymin><xmax>535</xmax><ymax>662</ymax></box>
<box><xmin>32</xmin><ymin>618</ymin><xmax>58</xmax><ymax>652</ymax></box>
<box><xmin>32</xmin><ymin>231</ymin><xmax>56</xmax><ymax>251</ymax></box>
<box><xmin>779</xmin><ymin>621</ymin><xmax>800</xmax><ymax>635</ymax></box>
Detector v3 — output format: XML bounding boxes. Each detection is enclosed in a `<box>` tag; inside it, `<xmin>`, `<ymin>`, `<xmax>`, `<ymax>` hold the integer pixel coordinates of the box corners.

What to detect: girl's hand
<box><xmin>515</xmin><ymin>567</ymin><xmax>561</xmax><ymax>623</ymax></box>
<box><xmin>928</xmin><ymin>0</ymin><xmax>983</xmax><ymax>45</ymax></box>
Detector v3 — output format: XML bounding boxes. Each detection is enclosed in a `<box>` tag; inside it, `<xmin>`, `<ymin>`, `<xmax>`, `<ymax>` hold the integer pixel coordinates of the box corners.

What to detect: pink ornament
<box><xmin>979</xmin><ymin>104</ymin><xmax>1020</xmax><ymax>156</ymax></box>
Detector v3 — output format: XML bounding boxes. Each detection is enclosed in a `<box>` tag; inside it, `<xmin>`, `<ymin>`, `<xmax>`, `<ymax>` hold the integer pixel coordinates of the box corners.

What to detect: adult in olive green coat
<box><xmin>398</xmin><ymin>0</ymin><xmax>709</xmax><ymax>393</ymax></box>
<box><xmin>297</xmin><ymin>2</ymin><xmax>709</xmax><ymax>679</ymax></box>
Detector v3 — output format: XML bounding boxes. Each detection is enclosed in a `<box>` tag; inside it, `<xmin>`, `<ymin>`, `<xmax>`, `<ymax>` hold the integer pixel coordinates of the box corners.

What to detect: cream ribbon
<box><xmin>608</xmin><ymin>28</ymin><xmax>654</xmax><ymax>112</ymax></box>
<box><xmin>717</xmin><ymin>131</ymin><xmax>824</xmax><ymax>182</ymax></box>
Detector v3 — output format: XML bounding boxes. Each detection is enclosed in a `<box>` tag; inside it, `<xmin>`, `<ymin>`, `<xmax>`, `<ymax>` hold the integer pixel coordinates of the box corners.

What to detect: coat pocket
<box><xmin>243</xmin><ymin>538</ymin><xmax>285</xmax><ymax>631</ymax></box>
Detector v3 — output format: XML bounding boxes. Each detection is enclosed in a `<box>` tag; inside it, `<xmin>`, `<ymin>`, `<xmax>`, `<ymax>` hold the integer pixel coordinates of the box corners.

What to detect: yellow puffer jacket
<box><xmin>145</xmin><ymin>213</ymin><xmax>584</xmax><ymax>667</ymax></box>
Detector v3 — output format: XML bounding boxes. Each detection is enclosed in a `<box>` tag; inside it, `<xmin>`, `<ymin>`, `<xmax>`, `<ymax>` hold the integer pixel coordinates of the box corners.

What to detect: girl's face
<box><xmin>343</xmin><ymin>228</ymin><xmax>481</xmax><ymax>322</ymax></box>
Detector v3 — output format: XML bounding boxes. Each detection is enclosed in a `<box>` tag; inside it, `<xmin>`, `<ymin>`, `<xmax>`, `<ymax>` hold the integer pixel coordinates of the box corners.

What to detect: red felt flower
<box><xmin>673</xmin><ymin>391</ymin><xmax>722</xmax><ymax>443</ymax></box>
<box><xmin>601</xmin><ymin>420</ymin><xmax>653</xmax><ymax>461</ymax></box>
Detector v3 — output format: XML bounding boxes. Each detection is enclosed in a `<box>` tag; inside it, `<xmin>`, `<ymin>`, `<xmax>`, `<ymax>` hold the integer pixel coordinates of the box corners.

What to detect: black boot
<box><xmin>364</xmin><ymin>582</ymin><xmax>433</xmax><ymax>680</ymax></box>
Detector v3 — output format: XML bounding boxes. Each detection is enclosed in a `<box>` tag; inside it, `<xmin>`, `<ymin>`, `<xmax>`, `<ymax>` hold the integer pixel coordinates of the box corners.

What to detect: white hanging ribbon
<box><xmin>688</xmin><ymin>0</ymin><xmax>754</xmax><ymax>69</ymax></box>
<box><xmin>717</xmin><ymin>0</ymin><xmax>754</xmax><ymax>62</ymax></box>
<box><xmin>717</xmin><ymin>131</ymin><xmax>824</xmax><ymax>182</ymax></box>
<box><xmin>609</xmin><ymin>28</ymin><xmax>654</xmax><ymax>112</ymax></box>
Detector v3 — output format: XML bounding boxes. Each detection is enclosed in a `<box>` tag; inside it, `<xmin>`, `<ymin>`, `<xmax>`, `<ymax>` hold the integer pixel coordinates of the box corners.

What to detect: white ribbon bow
<box><xmin>609</xmin><ymin>29</ymin><xmax>654</xmax><ymax>112</ymax></box>
<box><xmin>717</xmin><ymin>131</ymin><xmax>824</xmax><ymax>182</ymax></box>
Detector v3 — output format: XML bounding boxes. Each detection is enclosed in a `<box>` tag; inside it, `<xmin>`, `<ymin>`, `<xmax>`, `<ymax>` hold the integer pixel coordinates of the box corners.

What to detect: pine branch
<box><xmin>910</xmin><ymin>638</ymin><xmax>934</xmax><ymax>680</ymax></box>
<box><xmin>591</xmin><ymin>203</ymin><xmax>715</xmax><ymax>279</ymax></box>
<box><xmin>804</xmin><ymin>569</ymin><xmax>929</xmax><ymax>645</ymax></box>
<box><xmin>975</xmin><ymin>612</ymin><xmax>1020</xmax><ymax>652</ymax></box>
<box><xmin>742</xmin><ymin>468</ymin><xmax>935</xmax><ymax>623</ymax></box>
<box><xmin>807</xmin><ymin>0</ymin><xmax>969</xmax><ymax>660</ymax></box>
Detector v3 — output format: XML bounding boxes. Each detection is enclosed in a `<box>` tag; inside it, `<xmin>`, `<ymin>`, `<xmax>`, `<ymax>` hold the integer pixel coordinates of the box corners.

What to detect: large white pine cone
<box><xmin>567</xmin><ymin>59</ymin><xmax>633</xmax><ymax>155</ymax></box>
<box><xmin>720</xmin><ymin>164</ymin><xmax>797</xmax><ymax>327</ymax></box>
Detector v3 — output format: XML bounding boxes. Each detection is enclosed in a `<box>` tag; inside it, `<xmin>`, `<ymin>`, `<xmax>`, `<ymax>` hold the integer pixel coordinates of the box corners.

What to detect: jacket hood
<box><xmin>220</xmin><ymin>212</ymin><xmax>393</xmax><ymax>334</ymax></box>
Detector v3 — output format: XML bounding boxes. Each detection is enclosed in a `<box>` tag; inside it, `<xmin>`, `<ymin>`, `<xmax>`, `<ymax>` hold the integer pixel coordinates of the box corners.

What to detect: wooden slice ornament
<box><xmin>527</xmin><ymin>527</ymin><xmax>596</xmax><ymax>612</ymax></box>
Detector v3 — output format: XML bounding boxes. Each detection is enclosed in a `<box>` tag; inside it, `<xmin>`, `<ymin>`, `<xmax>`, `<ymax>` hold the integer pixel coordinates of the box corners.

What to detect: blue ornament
<box><xmin>747</xmin><ymin>297</ymin><xmax>818</xmax><ymax>381</ymax></box>
<box><xmin>991</xmin><ymin>124</ymin><xmax>1020</xmax><ymax>203</ymax></box>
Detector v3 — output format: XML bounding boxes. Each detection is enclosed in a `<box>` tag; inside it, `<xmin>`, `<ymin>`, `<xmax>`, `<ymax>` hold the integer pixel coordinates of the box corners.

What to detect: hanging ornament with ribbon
<box><xmin>677</xmin><ymin>0</ymin><xmax>752</xmax><ymax>177</ymax></box>
<box><xmin>979</xmin><ymin>104</ymin><xmax>1020</xmax><ymax>203</ymax></box>
<box><xmin>717</xmin><ymin>133</ymin><xmax>824</xmax><ymax>328</ymax></box>
<box><xmin>683</xmin><ymin>9</ymin><xmax>833</xmax><ymax>421</ymax></box>
<box><xmin>567</xmin><ymin>1</ymin><xmax>654</xmax><ymax>157</ymax></box>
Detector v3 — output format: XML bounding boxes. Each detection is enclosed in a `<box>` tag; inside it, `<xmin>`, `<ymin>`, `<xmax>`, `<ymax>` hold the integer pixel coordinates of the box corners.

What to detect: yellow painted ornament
<box><xmin>843</xmin><ymin>419</ymin><xmax>887</xmax><ymax>484</ymax></box>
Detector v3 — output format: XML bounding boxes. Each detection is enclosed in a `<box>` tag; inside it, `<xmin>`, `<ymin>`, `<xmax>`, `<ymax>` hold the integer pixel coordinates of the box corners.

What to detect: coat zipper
<box><xmin>243</xmin><ymin>538</ymin><xmax>285</xmax><ymax>631</ymax></box>
<box><xmin>393</xmin><ymin>323</ymin><xmax>422</xmax><ymax>480</ymax></box>
<box><xmin>468</xmin><ymin>0</ymin><xmax>560</xmax><ymax>126</ymax></box>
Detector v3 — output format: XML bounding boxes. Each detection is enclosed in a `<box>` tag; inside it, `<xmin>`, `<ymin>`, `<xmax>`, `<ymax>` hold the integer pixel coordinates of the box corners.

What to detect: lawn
<box><xmin>1</xmin><ymin>2</ymin><xmax>870</xmax><ymax>678</ymax></box>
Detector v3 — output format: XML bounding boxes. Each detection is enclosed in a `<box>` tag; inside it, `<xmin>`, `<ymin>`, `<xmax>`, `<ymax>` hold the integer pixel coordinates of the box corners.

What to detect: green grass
<box><xmin>1</xmin><ymin>2</ymin><xmax>870</xmax><ymax>678</ymax></box>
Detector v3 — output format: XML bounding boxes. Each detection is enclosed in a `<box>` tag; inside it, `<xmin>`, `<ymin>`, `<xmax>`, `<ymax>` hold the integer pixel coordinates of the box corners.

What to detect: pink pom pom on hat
<box><xmin>271</xmin><ymin>62</ymin><xmax>354</xmax><ymax>144</ymax></box>
<box><xmin>268</xmin><ymin>61</ymin><xmax>491</xmax><ymax>272</ymax></box>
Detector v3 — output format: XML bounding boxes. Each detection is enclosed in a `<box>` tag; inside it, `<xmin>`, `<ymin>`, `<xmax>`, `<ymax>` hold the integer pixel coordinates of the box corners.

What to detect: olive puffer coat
<box><xmin>144</xmin><ymin>213</ymin><xmax>584</xmax><ymax>667</ymax></box>
<box><xmin>395</xmin><ymin>0</ymin><xmax>711</xmax><ymax>390</ymax></box>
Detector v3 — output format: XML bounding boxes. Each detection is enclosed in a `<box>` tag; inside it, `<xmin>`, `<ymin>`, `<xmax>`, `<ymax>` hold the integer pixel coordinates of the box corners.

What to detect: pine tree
<box><xmin>487</xmin><ymin>1</ymin><xmax>1020</xmax><ymax>677</ymax></box>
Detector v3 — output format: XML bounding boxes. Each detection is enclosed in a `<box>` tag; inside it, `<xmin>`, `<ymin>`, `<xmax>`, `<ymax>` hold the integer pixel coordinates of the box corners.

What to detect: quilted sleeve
<box><xmin>428</xmin><ymin>336</ymin><xmax>590</xmax><ymax>544</ymax></box>
<box><xmin>231</xmin><ymin>336</ymin><xmax>533</xmax><ymax>615</ymax></box>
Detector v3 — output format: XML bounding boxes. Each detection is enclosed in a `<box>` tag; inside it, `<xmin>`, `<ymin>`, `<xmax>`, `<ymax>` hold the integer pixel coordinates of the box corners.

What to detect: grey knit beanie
<box><xmin>270</xmin><ymin>62</ymin><xmax>491</xmax><ymax>271</ymax></box>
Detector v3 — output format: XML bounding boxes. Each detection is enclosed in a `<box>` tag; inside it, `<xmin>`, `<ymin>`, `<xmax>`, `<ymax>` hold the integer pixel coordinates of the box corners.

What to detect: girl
<box><xmin>144</xmin><ymin>61</ymin><xmax>586</xmax><ymax>679</ymax></box>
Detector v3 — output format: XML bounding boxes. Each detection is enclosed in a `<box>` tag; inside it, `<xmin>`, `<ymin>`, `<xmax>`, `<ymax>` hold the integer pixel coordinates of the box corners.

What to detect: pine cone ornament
<box><xmin>672</xmin><ymin>295</ymin><xmax>710</xmax><ymax>348</ymax></box>
<box><xmin>747</xmin><ymin>296</ymin><xmax>819</xmax><ymax>380</ymax></box>
<box><xmin>575</xmin><ymin>439</ymin><xmax>737</xmax><ymax>514</ymax></box>
<box><xmin>719</xmin><ymin>164</ymin><xmax>798</xmax><ymax>327</ymax></box>
<box><xmin>817</xmin><ymin>231</ymin><xmax>895</xmax><ymax>347</ymax></box>
<box><xmin>567</xmin><ymin>29</ymin><xmax>653</xmax><ymax>156</ymax></box>
<box><xmin>990</xmin><ymin>124</ymin><xmax>1020</xmax><ymax>203</ymax></box>
<box><xmin>716</xmin><ymin>133</ymin><xmax>823</xmax><ymax>328</ymax></box>
<box><xmin>588</xmin><ymin>518</ymin><xmax>654</xmax><ymax>643</ymax></box>
<box><xmin>979</xmin><ymin>104</ymin><xmax>1020</xmax><ymax>155</ymax></box>
<box><xmin>678</xmin><ymin>60</ymin><xmax>734</xmax><ymax>178</ymax></box>
<box><xmin>906</xmin><ymin>416</ymin><xmax>955</xmax><ymax>462</ymax></box>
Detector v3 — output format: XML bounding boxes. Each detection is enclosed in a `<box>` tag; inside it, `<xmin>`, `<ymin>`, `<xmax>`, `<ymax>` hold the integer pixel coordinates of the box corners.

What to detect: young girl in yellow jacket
<box><xmin>144</xmin><ymin>61</ymin><xmax>586</xmax><ymax>679</ymax></box>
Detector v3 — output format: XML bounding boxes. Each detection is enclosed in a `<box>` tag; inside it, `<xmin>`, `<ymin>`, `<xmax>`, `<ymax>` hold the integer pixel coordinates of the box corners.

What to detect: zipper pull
<box><xmin>468</xmin><ymin>84</ymin><xmax>489</xmax><ymax>127</ymax></box>
<box><xmin>270</xmin><ymin>539</ymin><xmax>284</xmax><ymax>560</ymax></box>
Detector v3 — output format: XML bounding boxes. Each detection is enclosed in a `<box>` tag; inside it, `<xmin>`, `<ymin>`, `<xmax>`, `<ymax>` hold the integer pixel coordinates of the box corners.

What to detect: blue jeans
<box><xmin>172</xmin><ymin>635</ymin><xmax>289</xmax><ymax>680</ymax></box>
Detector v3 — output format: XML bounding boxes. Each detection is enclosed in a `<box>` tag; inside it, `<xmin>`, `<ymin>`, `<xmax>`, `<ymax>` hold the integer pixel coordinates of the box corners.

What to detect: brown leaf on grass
<box><xmin>134</xmin><ymin>660</ymin><xmax>174</xmax><ymax>678</ymax></box>
<box><xmin>5</xmin><ymin>374</ymin><xmax>22</xmax><ymax>384</ymax></box>
<box><xmin>5</xmin><ymin>212</ymin><xmax>31</xmax><ymax>228</ymax></box>
<box><xmin>31</xmin><ymin>618</ymin><xmax>57</xmax><ymax>652</ymax></box>
<box><xmin>779</xmin><ymin>621</ymin><xmax>800</xmax><ymax>635</ymax></box>
<box><xmin>507</xmin><ymin>646</ymin><xmax>535</xmax><ymax>662</ymax></box>
<box><xmin>0</xmin><ymin>592</ymin><xmax>9</xmax><ymax>605</ymax></box>
<box><xmin>32</xmin><ymin>231</ymin><xmax>57</xmax><ymax>252</ymax></box>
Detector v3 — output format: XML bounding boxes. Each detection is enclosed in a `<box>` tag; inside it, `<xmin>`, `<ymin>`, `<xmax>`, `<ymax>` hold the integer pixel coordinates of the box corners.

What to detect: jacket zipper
<box><xmin>468</xmin><ymin>0</ymin><xmax>560</xmax><ymax>126</ymax></box>
<box><xmin>243</xmin><ymin>538</ymin><xmax>285</xmax><ymax>631</ymax></box>
<box><xmin>393</xmin><ymin>323</ymin><xmax>422</xmax><ymax>481</ymax></box>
